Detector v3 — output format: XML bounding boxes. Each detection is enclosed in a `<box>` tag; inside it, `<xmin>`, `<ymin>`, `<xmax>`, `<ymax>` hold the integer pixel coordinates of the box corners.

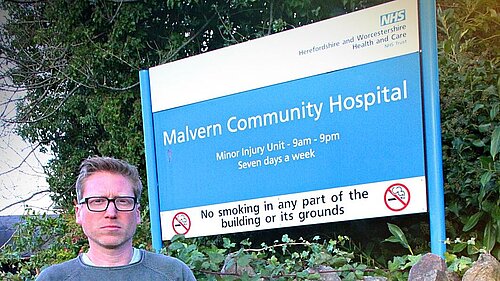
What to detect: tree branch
<box><xmin>0</xmin><ymin>189</ymin><xmax>51</xmax><ymax>213</ymax></box>
<box><xmin>4</xmin><ymin>0</ymin><xmax>48</xmax><ymax>3</ymax></box>
<box><xmin>0</xmin><ymin>142</ymin><xmax>43</xmax><ymax>176</ymax></box>
<box><xmin>166</xmin><ymin>12</ymin><xmax>218</xmax><ymax>63</ymax></box>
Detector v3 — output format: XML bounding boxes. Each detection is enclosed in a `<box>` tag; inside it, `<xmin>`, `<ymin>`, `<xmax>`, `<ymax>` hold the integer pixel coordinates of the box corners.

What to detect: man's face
<box><xmin>75</xmin><ymin>171</ymin><xmax>141</xmax><ymax>250</ymax></box>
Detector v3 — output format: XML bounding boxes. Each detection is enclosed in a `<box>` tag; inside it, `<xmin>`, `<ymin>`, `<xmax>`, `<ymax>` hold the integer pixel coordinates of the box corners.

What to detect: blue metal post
<box><xmin>419</xmin><ymin>0</ymin><xmax>446</xmax><ymax>256</ymax></box>
<box><xmin>139</xmin><ymin>70</ymin><xmax>163</xmax><ymax>252</ymax></box>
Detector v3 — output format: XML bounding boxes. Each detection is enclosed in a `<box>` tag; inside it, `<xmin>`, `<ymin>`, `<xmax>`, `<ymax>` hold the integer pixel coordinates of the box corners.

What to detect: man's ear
<box><xmin>75</xmin><ymin>203</ymin><xmax>83</xmax><ymax>225</ymax></box>
<box><xmin>136</xmin><ymin>204</ymin><xmax>141</xmax><ymax>224</ymax></box>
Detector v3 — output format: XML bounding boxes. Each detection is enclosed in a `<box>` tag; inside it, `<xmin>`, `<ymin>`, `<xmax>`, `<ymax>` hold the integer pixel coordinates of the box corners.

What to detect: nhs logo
<box><xmin>380</xmin><ymin>9</ymin><xmax>406</xmax><ymax>26</ymax></box>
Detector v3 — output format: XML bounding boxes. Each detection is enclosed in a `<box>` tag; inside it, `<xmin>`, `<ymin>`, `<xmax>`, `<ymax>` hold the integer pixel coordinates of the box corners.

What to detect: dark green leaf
<box><xmin>462</xmin><ymin>212</ymin><xmax>483</xmax><ymax>232</ymax></box>
<box><xmin>387</xmin><ymin>223</ymin><xmax>409</xmax><ymax>249</ymax></box>
<box><xmin>168</xmin><ymin>242</ymin><xmax>185</xmax><ymax>251</ymax></box>
<box><xmin>480</xmin><ymin>171</ymin><xmax>493</xmax><ymax>187</ymax></box>
<box><xmin>452</xmin><ymin>243</ymin><xmax>467</xmax><ymax>253</ymax></box>
<box><xmin>384</xmin><ymin>236</ymin><xmax>401</xmax><ymax>243</ymax></box>
<box><xmin>237</xmin><ymin>254</ymin><xmax>252</xmax><ymax>267</ymax></box>
<box><xmin>490</xmin><ymin>126</ymin><xmax>500</xmax><ymax>159</ymax></box>
<box><xmin>483</xmin><ymin>221</ymin><xmax>496</xmax><ymax>252</ymax></box>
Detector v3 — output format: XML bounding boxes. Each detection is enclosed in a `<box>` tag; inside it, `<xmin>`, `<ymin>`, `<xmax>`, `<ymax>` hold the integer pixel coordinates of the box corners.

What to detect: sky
<box><xmin>0</xmin><ymin>130</ymin><xmax>54</xmax><ymax>216</ymax></box>
<box><xmin>0</xmin><ymin>9</ymin><xmax>54</xmax><ymax>216</ymax></box>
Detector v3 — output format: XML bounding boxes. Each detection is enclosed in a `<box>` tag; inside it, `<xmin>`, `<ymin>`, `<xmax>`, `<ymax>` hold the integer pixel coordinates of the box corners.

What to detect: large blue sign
<box><xmin>154</xmin><ymin>53</ymin><xmax>424</xmax><ymax>210</ymax></box>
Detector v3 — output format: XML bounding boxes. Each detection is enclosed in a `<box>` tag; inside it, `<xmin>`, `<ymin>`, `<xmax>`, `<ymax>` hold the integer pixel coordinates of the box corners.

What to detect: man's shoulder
<box><xmin>36</xmin><ymin>256</ymin><xmax>82</xmax><ymax>281</ymax></box>
<box><xmin>141</xmin><ymin>249</ymin><xmax>187</xmax><ymax>267</ymax></box>
<box><xmin>140</xmin><ymin>250</ymin><xmax>196</xmax><ymax>279</ymax></box>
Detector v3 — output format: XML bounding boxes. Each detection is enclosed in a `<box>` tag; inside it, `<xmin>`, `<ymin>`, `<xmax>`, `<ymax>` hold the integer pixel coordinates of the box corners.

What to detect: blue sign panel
<box><xmin>153</xmin><ymin>53</ymin><xmax>424</xmax><ymax>211</ymax></box>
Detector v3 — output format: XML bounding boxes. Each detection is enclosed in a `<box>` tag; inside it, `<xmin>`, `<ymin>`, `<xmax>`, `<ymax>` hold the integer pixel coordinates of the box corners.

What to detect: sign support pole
<box><xmin>419</xmin><ymin>0</ymin><xmax>446</xmax><ymax>256</ymax></box>
<box><xmin>139</xmin><ymin>70</ymin><xmax>163</xmax><ymax>252</ymax></box>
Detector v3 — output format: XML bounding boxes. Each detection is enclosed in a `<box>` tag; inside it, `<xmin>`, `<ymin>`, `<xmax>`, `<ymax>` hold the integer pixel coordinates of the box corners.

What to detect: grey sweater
<box><xmin>36</xmin><ymin>250</ymin><xmax>196</xmax><ymax>281</ymax></box>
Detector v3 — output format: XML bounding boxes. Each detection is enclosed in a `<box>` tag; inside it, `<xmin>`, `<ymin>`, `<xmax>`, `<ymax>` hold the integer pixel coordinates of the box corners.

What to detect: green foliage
<box><xmin>438</xmin><ymin>0</ymin><xmax>500</xmax><ymax>259</ymax></box>
<box><xmin>0</xmin><ymin>211</ymin><xmax>86</xmax><ymax>280</ymax></box>
<box><xmin>0</xmin><ymin>209</ymin><xmax>156</xmax><ymax>280</ymax></box>
<box><xmin>0</xmin><ymin>216</ymin><xmax>491</xmax><ymax>280</ymax></box>
<box><xmin>380</xmin><ymin>223</ymin><xmax>420</xmax><ymax>280</ymax></box>
<box><xmin>166</xmin><ymin>234</ymin><xmax>389</xmax><ymax>281</ymax></box>
<box><xmin>443</xmin><ymin>236</ymin><xmax>487</xmax><ymax>276</ymax></box>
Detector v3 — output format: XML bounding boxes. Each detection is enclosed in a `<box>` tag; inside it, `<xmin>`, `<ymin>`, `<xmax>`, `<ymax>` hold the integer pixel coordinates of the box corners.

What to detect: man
<box><xmin>37</xmin><ymin>156</ymin><xmax>196</xmax><ymax>280</ymax></box>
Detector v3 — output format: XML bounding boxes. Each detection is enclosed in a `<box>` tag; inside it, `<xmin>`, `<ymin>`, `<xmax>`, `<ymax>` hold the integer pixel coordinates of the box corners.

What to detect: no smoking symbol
<box><xmin>172</xmin><ymin>212</ymin><xmax>191</xmax><ymax>235</ymax></box>
<box><xmin>384</xmin><ymin>183</ymin><xmax>410</xmax><ymax>211</ymax></box>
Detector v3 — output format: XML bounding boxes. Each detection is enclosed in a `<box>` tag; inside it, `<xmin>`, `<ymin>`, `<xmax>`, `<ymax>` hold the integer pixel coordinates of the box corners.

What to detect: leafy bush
<box><xmin>438</xmin><ymin>0</ymin><xmax>500</xmax><ymax>259</ymax></box>
<box><xmin>167</xmin><ymin>234</ymin><xmax>390</xmax><ymax>281</ymax></box>
<box><xmin>0</xmin><ymin>211</ymin><xmax>86</xmax><ymax>280</ymax></box>
<box><xmin>0</xmin><ymin>213</ymin><xmax>492</xmax><ymax>280</ymax></box>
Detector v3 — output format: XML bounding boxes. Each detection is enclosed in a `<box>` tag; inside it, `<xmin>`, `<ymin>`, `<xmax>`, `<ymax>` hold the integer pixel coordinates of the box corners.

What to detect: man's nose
<box><xmin>104</xmin><ymin>202</ymin><xmax>118</xmax><ymax>217</ymax></box>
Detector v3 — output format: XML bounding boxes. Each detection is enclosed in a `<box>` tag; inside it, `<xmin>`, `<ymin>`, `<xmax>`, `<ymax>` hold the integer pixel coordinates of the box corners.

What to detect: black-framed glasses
<box><xmin>79</xmin><ymin>196</ymin><xmax>137</xmax><ymax>212</ymax></box>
